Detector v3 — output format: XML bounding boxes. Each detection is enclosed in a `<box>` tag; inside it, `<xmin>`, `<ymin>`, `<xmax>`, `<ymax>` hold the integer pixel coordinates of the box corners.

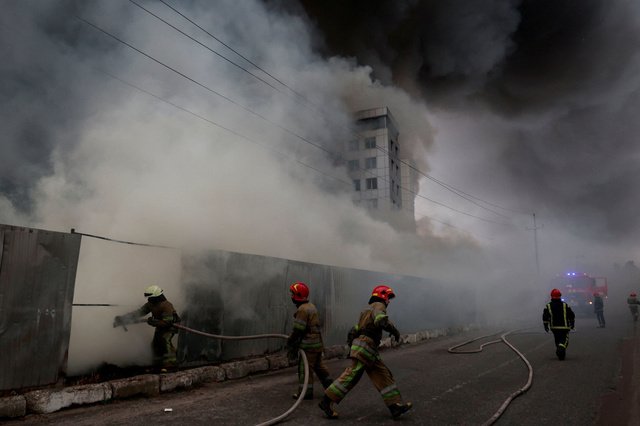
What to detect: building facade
<box><xmin>346</xmin><ymin>107</ymin><xmax>416</xmax><ymax>228</ymax></box>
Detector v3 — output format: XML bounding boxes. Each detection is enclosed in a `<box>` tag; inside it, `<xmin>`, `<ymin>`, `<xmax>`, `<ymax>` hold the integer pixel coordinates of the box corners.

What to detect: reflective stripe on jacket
<box><xmin>542</xmin><ymin>300</ymin><xmax>575</xmax><ymax>330</ymax></box>
<box><xmin>290</xmin><ymin>302</ymin><xmax>324</xmax><ymax>352</ymax></box>
<box><xmin>348</xmin><ymin>301</ymin><xmax>399</xmax><ymax>365</ymax></box>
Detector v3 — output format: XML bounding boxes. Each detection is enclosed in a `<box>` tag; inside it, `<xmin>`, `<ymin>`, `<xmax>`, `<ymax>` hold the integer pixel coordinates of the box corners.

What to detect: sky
<box><xmin>1</xmin><ymin>0</ymin><xmax>639</xmax><ymax>293</ymax></box>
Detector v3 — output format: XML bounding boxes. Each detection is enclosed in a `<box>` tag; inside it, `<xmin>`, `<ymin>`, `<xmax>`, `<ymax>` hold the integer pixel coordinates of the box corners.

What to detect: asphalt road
<box><xmin>7</xmin><ymin>312</ymin><xmax>638</xmax><ymax>426</ymax></box>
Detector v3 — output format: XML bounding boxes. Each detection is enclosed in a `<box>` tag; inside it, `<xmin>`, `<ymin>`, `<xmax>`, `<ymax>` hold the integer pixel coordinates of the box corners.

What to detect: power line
<box><xmin>129</xmin><ymin>0</ymin><xmax>527</xmax><ymax>223</ymax></box>
<box><xmin>95</xmin><ymin>66</ymin><xmax>492</xmax><ymax>238</ymax></box>
<box><xmin>77</xmin><ymin>15</ymin><xmax>511</xmax><ymax>229</ymax></box>
<box><xmin>93</xmin><ymin>67</ymin><xmax>351</xmax><ymax>188</ymax></box>
<box><xmin>148</xmin><ymin>0</ymin><xmax>522</xmax><ymax>219</ymax></box>
<box><xmin>127</xmin><ymin>0</ymin><xmax>286</xmax><ymax>97</ymax></box>
<box><xmin>155</xmin><ymin>0</ymin><xmax>313</xmax><ymax>107</ymax></box>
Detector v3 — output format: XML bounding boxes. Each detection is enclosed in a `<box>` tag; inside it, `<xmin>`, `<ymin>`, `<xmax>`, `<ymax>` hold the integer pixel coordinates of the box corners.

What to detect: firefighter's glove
<box><xmin>391</xmin><ymin>329</ymin><xmax>401</xmax><ymax>343</ymax></box>
<box><xmin>287</xmin><ymin>346</ymin><xmax>299</xmax><ymax>363</ymax></box>
<box><xmin>544</xmin><ymin>325</ymin><xmax>549</xmax><ymax>333</ymax></box>
<box><xmin>113</xmin><ymin>316</ymin><xmax>123</xmax><ymax>328</ymax></box>
<box><xmin>147</xmin><ymin>317</ymin><xmax>162</xmax><ymax>327</ymax></box>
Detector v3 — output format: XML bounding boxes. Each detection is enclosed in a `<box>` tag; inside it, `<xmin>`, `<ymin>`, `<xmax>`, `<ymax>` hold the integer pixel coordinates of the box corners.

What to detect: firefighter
<box><xmin>113</xmin><ymin>285</ymin><xmax>181</xmax><ymax>371</ymax></box>
<box><xmin>543</xmin><ymin>288</ymin><xmax>575</xmax><ymax>360</ymax></box>
<box><xmin>319</xmin><ymin>285</ymin><xmax>412</xmax><ymax>419</ymax></box>
<box><xmin>286</xmin><ymin>282</ymin><xmax>333</xmax><ymax>400</ymax></box>
<box><xmin>593</xmin><ymin>292</ymin><xmax>605</xmax><ymax>328</ymax></box>
<box><xmin>627</xmin><ymin>292</ymin><xmax>640</xmax><ymax>322</ymax></box>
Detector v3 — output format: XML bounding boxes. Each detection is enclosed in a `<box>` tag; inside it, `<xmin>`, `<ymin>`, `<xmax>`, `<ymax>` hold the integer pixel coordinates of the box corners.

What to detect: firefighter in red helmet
<box><xmin>543</xmin><ymin>288</ymin><xmax>575</xmax><ymax>360</ymax></box>
<box><xmin>287</xmin><ymin>282</ymin><xmax>333</xmax><ymax>400</ymax></box>
<box><xmin>319</xmin><ymin>285</ymin><xmax>412</xmax><ymax>419</ymax></box>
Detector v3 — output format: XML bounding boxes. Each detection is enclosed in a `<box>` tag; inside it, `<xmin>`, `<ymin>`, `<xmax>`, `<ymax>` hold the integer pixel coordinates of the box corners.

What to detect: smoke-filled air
<box><xmin>2</xmin><ymin>0</ymin><xmax>640</xmax><ymax>372</ymax></box>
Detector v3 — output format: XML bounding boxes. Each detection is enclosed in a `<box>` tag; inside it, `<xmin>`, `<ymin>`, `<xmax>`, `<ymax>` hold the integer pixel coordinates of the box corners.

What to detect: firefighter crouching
<box><xmin>319</xmin><ymin>285</ymin><xmax>412</xmax><ymax>419</ymax></box>
<box><xmin>543</xmin><ymin>288</ymin><xmax>575</xmax><ymax>361</ymax></box>
<box><xmin>628</xmin><ymin>292</ymin><xmax>640</xmax><ymax>322</ymax></box>
<box><xmin>287</xmin><ymin>282</ymin><xmax>334</xmax><ymax>399</ymax></box>
<box><xmin>113</xmin><ymin>285</ymin><xmax>181</xmax><ymax>371</ymax></box>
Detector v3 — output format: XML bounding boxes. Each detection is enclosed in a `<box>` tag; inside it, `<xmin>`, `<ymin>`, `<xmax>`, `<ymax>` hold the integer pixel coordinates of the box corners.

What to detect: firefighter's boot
<box><xmin>389</xmin><ymin>402</ymin><xmax>413</xmax><ymax>419</ymax></box>
<box><xmin>292</xmin><ymin>388</ymin><xmax>314</xmax><ymax>400</ymax></box>
<box><xmin>556</xmin><ymin>345</ymin><xmax>566</xmax><ymax>361</ymax></box>
<box><xmin>318</xmin><ymin>395</ymin><xmax>338</xmax><ymax>419</ymax></box>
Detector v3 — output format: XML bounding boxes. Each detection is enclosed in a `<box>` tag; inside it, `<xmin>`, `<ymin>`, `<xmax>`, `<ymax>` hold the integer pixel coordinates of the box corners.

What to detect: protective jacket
<box><xmin>121</xmin><ymin>299</ymin><xmax>180</xmax><ymax>329</ymax></box>
<box><xmin>593</xmin><ymin>295</ymin><xmax>604</xmax><ymax>313</ymax></box>
<box><xmin>543</xmin><ymin>299</ymin><xmax>575</xmax><ymax>330</ymax></box>
<box><xmin>347</xmin><ymin>301</ymin><xmax>400</xmax><ymax>366</ymax></box>
<box><xmin>288</xmin><ymin>302</ymin><xmax>323</xmax><ymax>352</ymax></box>
<box><xmin>628</xmin><ymin>297</ymin><xmax>640</xmax><ymax>311</ymax></box>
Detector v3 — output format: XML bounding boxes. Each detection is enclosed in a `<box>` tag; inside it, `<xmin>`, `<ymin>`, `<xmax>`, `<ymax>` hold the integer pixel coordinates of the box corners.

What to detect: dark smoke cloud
<box><xmin>292</xmin><ymin>0</ymin><xmax>640</xmax><ymax>267</ymax></box>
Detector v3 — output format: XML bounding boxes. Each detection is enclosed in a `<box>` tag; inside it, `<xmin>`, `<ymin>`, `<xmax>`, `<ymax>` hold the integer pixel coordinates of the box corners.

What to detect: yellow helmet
<box><xmin>144</xmin><ymin>285</ymin><xmax>163</xmax><ymax>298</ymax></box>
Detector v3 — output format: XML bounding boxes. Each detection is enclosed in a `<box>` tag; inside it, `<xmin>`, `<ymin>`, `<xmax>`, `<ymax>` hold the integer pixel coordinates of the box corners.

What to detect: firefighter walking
<box><xmin>319</xmin><ymin>285</ymin><xmax>412</xmax><ymax>419</ymax></box>
<box><xmin>287</xmin><ymin>282</ymin><xmax>333</xmax><ymax>400</ymax></box>
<box><xmin>113</xmin><ymin>285</ymin><xmax>181</xmax><ymax>371</ymax></box>
<box><xmin>628</xmin><ymin>292</ymin><xmax>640</xmax><ymax>322</ymax></box>
<box><xmin>543</xmin><ymin>288</ymin><xmax>575</xmax><ymax>360</ymax></box>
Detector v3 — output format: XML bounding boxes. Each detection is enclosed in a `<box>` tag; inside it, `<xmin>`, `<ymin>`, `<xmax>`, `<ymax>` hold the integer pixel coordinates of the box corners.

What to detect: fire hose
<box><xmin>170</xmin><ymin>323</ymin><xmax>309</xmax><ymax>426</ymax></box>
<box><xmin>448</xmin><ymin>329</ymin><xmax>534</xmax><ymax>426</ymax></box>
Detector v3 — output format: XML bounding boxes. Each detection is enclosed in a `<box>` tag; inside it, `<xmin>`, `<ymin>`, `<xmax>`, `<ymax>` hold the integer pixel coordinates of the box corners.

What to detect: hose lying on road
<box><xmin>448</xmin><ymin>329</ymin><xmax>534</xmax><ymax>426</ymax></box>
<box><xmin>172</xmin><ymin>323</ymin><xmax>309</xmax><ymax>426</ymax></box>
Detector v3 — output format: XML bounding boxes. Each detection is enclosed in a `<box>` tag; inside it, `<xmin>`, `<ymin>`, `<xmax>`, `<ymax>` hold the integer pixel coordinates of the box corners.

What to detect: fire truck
<box><xmin>550</xmin><ymin>272</ymin><xmax>608</xmax><ymax>314</ymax></box>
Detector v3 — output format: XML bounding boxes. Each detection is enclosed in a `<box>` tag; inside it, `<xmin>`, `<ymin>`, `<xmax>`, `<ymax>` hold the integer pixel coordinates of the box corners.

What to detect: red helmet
<box><xmin>290</xmin><ymin>282</ymin><xmax>309</xmax><ymax>302</ymax></box>
<box><xmin>550</xmin><ymin>288</ymin><xmax>562</xmax><ymax>299</ymax></box>
<box><xmin>631</xmin><ymin>292</ymin><xmax>637</xmax><ymax>297</ymax></box>
<box><xmin>371</xmin><ymin>285</ymin><xmax>396</xmax><ymax>303</ymax></box>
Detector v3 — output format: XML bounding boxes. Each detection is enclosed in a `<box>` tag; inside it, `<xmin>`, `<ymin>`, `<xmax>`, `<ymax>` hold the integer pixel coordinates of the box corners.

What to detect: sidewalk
<box><xmin>596</xmin><ymin>323</ymin><xmax>640</xmax><ymax>425</ymax></box>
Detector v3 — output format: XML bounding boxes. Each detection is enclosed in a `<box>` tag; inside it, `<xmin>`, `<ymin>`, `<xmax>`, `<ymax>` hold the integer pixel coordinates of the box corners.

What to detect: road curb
<box><xmin>0</xmin><ymin>324</ymin><xmax>473</xmax><ymax>418</ymax></box>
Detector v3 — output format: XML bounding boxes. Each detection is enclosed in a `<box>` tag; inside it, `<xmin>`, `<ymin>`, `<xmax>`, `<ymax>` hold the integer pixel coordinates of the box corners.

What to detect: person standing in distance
<box><xmin>593</xmin><ymin>292</ymin><xmax>605</xmax><ymax>328</ymax></box>
<box><xmin>319</xmin><ymin>285</ymin><xmax>412</xmax><ymax>419</ymax></box>
<box><xmin>543</xmin><ymin>288</ymin><xmax>575</xmax><ymax>361</ymax></box>
<box><xmin>286</xmin><ymin>281</ymin><xmax>333</xmax><ymax>400</ymax></box>
<box><xmin>627</xmin><ymin>292</ymin><xmax>640</xmax><ymax>322</ymax></box>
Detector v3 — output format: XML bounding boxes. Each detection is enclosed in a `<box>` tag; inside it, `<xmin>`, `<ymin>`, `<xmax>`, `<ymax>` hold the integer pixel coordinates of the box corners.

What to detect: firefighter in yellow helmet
<box><xmin>287</xmin><ymin>282</ymin><xmax>333</xmax><ymax>400</ymax></box>
<box><xmin>113</xmin><ymin>285</ymin><xmax>181</xmax><ymax>371</ymax></box>
<box><xmin>319</xmin><ymin>285</ymin><xmax>412</xmax><ymax>419</ymax></box>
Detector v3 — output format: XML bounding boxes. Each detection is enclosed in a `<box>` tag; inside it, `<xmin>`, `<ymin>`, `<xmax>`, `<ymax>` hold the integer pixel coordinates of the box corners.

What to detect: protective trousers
<box><xmin>325</xmin><ymin>358</ymin><xmax>402</xmax><ymax>406</ymax></box>
<box><xmin>630</xmin><ymin>306</ymin><xmax>639</xmax><ymax>321</ymax></box>
<box><xmin>551</xmin><ymin>329</ymin><xmax>570</xmax><ymax>350</ymax></box>
<box><xmin>152</xmin><ymin>329</ymin><xmax>177</xmax><ymax>368</ymax></box>
<box><xmin>297</xmin><ymin>351</ymin><xmax>332</xmax><ymax>396</ymax></box>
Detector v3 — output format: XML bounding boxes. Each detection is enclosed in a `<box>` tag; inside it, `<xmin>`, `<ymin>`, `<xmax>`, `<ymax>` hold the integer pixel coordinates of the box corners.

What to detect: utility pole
<box><xmin>527</xmin><ymin>213</ymin><xmax>543</xmax><ymax>287</ymax></box>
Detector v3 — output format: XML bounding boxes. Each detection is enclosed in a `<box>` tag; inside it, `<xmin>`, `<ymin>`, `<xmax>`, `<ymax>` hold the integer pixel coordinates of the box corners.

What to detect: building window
<box><xmin>348</xmin><ymin>159</ymin><xmax>359</xmax><ymax>171</ymax></box>
<box><xmin>364</xmin><ymin>137</ymin><xmax>376</xmax><ymax>149</ymax></box>
<box><xmin>366</xmin><ymin>177</ymin><xmax>378</xmax><ymax>190</ymax></box>
<box><xmin>353</xmin><ymin>179</ymin><xmax>361</xmax><ymax>191</ymax></box>
<box><xmin>348</xmin><ymin>139</ymin><xmax>359</xmax><ymax>151</ymax></box>
<box><xmin>365</xmin><ymin>157</ymin><xmax>377</xmax><ymax>169</ymax></box>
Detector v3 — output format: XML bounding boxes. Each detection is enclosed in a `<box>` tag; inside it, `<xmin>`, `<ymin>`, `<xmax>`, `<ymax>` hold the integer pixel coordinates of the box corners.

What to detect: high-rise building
<box><xmin>346</xmin><ymin>107</ymin><xmax>416</xmax><ymax>229</ymax></box>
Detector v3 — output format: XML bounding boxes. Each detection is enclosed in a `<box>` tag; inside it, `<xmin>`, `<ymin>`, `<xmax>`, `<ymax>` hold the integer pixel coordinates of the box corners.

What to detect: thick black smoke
<box><xmin>291</xmin><ymin>0</ymin><xmax>640</xmax><ymax>252</ymax></box>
